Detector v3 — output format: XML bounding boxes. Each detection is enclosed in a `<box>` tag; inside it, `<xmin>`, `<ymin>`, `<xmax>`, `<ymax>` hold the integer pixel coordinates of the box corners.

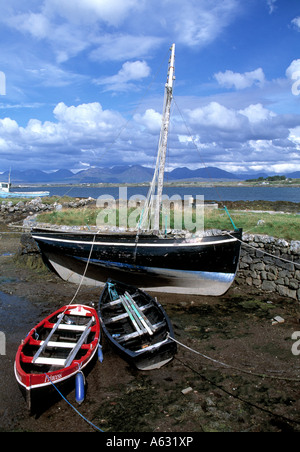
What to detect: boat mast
<box><xmin>138</xmin><ymin>44</ymin><xmax>175</xmax><ymax>232</ymax></box>
<box><xmin>154</xmin><ymin>43</ymin><xmax>176</xmax><ymax>230</ymax></box>
<box><xmin>8</xmin><ymin>168</ymin><xmax>11</xmax><ymax>191</ymax></box>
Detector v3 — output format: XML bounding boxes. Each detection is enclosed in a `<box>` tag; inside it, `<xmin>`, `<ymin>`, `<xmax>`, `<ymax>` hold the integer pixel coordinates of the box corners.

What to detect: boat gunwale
<box><xmin>15</xmin><ymin>304</ymin><xmax>100</xmax><ymax>391</ymax></box>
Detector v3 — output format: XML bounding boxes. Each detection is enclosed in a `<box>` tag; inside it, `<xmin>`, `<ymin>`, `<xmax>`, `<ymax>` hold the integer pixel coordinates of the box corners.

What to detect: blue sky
<box><xmin>0</xmin><ymin>0</ymin><xmax>300</xmax><ymax>175</ymax></box>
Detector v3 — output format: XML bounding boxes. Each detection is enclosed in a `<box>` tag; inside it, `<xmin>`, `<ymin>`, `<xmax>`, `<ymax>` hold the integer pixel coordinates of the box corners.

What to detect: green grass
<box><xmin>37</xmin><ymin>207</ymin><xmax>300</xmax><ymax>241</ymax></box>
<box><xmin>206</xmin><ymin>210</ymin><xmax>300</xmax><ymax>241</ymax></box>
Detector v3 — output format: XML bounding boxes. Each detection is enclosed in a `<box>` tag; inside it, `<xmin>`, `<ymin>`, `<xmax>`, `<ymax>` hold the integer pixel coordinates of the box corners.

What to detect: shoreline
<box><xmin>10</xmin><ymin>180</ymin><xmax>300</xmax><ymax>188</ymax></box>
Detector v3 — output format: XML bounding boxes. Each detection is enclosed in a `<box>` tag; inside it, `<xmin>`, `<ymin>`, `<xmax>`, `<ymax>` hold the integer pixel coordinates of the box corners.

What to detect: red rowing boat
<box><xmin>14</xmin><ymin>304</ymin><xmax>100</xmax><ymax>411</ymax></box>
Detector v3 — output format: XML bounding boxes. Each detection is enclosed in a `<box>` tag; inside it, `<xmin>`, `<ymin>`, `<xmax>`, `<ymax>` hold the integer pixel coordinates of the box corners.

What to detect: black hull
<box><xmin>32</xmin><ymin>228</ymin><xmax>242</xmax><ymax>296</ymax></box>
<box><xmin>98</xmin><ymin>280</ymin><xmax>177</xmax><ymax>370</ymax></box>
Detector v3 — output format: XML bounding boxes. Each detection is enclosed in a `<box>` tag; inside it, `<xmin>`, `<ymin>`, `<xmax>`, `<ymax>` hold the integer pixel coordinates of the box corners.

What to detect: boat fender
<box><xmin>75</xmin><ymin>371</ymin><xmax>85</xmax><ymax>405</ymax></box>
<box><xmin>98</xmin><ymin>344</ymin><xmax>103</xmax><ymax>363</ymax></box>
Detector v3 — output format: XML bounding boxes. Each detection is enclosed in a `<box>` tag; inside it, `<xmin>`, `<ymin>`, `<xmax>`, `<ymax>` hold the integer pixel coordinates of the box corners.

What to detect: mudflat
<box><xmin>0</xmin><ymin>231</ymin><xmax>300</xmax><ymax>432</ymax></box>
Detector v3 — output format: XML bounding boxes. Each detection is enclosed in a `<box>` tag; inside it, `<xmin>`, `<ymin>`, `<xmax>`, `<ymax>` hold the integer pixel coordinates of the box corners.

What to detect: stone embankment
<box><xmin>0</xmin><ymin>197</ymin><xmax>95</xmax><ymax>223</ymax></box>
<box><xmin>238</xmin><ymin>234</ymin><xmax>300</xmax><ymax>301</ymax></box>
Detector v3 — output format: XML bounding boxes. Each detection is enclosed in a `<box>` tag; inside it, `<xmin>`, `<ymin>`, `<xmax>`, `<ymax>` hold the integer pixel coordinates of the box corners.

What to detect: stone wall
<box><xmin>1</xmin><ymin>197</ymin><xmax>95</xmax><ymax>224</ymax></box>
<box><xmin>238</xmin><ymin>234</ymin><xmax>300</xmax><ymax>301</ymax></box>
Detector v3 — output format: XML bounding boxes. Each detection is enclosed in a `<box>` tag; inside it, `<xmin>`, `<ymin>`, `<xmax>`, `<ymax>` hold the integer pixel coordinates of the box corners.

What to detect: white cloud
<box><xmin>1</xmin><ymin>0</ymin><xmax>240</xmax><ymax>64</ymax></box>
<box><xmin>214</xmin><ymin>68</ymin><xmax>265</xmax><ymax>90</ymax></box>
<box><xmin>187</xmin><ymin>102</ymin><xmax>244</xmax><ymax>131</ymax></box>
<box><xmin>90</xmin><ymin>34</ymin><xmax>163</xmax><ymax>62</ymax></box>
<box><xmin>133</xmin><ymin>109</ymin><xmax>162</xmax><ymax>133</ymax></box>
<box><xmin>292</xmin><ymin>16</ymin><xmax>300</xmax><ymax>31</ymax></box>
<box><xmin>0</xmin><ymin>102</ymin><xmax>128</xmax><ymax>169</ymax></box>
<box><xmin>43</xmin><ymin>0</ymin><xmax>141</xmax><ymax>27</ymax></box>
<box><xmin>170</xmin><ymin>0</ymin><xmax>239</xmax><ymax>47</ymax></box>
<box><xmin>94</xmin><ymin>61</ymin><xmax>151</xmax><ymax>92</ymax></box>
<box><xmin>286</xmin><ymin>59</ymin><xmax>300</xmax><ymax>79</ymax></box>
<box><xmin>0</xmin><ymin>97</ymin><xmax>300</xmax><ymax>174</ymax></box>
<box><xmin>7</xmin><ymin>13</ymin><xmax>51</xmax><ymax>39</ymax></box>
<box><xmin>239</xmin><ymin>104</ymin><xmax>276</xmax><ymax>123</ymax></box>
<box><xmin>53</xmin><ymin>102</ymin><xmax>123</xmax><ymax>134</ymax></box>
<box><xmin>266</xmin><ymin>0</ymin><xmax>277</xmax><ymax>14</ymax></box>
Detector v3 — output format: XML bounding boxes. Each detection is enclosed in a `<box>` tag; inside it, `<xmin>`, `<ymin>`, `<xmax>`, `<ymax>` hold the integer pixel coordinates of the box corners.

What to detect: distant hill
<box><xmin>1</xmin><ymin>169</ymin><xmax>74</xmax><ymax>183</ymax></box>
<box><xmin>288</xmin><ymin>171</ymin><xmax>300</xmax><ymax>179</ymax></box>
<box><xmin>168</xmin><ymin>166</ymin><xmax>240</xmax><ymax>181</ymax></box>
<box><xmin>1</xmin><ymin>165</ymin><xmax>299</xmax><ymax>184</ymax></box>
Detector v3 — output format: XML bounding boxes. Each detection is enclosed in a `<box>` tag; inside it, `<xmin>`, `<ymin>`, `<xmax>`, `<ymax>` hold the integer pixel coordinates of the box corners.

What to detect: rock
<box><xmin>291</xmin><ymin>241</ymin><xmax>300</xmax><ymax>254</ymax></box>
<box><xmin>272</xmin><ymin>316</ymin><xmax>285</xmax><ymax>325</ymax></box>
<box><xmin>181</xmin><ymin>387</ymin><xmax>193</xmax><ymax>395</ymax></box>
<box><xmin>18</xmin><ymin>233</ymin><xmax>41</xmax><ymax>256</ymax></box>
<box><xmin>277</xmin><ymin>285</ymin><xmax>297</xmax><ymax>300</ymax></box>
<box><xmin>261</xmin><ymin>281</ymin><xmax>276</xmax><ymax>292</ymax></box>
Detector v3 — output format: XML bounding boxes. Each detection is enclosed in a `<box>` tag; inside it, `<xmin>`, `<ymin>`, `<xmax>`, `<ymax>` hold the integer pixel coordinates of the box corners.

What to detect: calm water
<box><xmin>13</xmin><ymin>185</ymin><xmax>300</xmax><ymax>203</ymax></box>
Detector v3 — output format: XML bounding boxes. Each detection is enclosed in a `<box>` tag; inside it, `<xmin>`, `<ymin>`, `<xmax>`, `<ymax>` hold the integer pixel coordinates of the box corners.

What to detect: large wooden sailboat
<box><xmin>31</xmin><ymin>44</ymin><xmax>242</xmax><ymax>296</ymax></box>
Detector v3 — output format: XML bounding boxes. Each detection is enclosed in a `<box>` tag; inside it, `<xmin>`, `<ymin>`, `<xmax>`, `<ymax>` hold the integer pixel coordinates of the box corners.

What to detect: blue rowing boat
<box><xmin>0</xmin><ymin>182</ymin><xmax>49</xmax><ymax>198</ymax></box>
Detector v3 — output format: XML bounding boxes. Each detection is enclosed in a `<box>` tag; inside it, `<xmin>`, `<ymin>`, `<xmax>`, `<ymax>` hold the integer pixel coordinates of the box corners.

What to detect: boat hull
<box><xmin>99</xmin><ymin>280</ymin><xmax>177</xmax><ymax>370</ymax></box>
<box><xmin>32</xmin><ymin>229</ymin><xmax>242</xmax><ymax>296</ymax></box>
<box><xmin>0</xmin><ymin>191</ymin><xmax>50</xmax><ymax>198</ymax></box>
<box><xmin>14</xmin><ymin>304</ymin><xmax>100</xmax><ymax>412</ymax></box>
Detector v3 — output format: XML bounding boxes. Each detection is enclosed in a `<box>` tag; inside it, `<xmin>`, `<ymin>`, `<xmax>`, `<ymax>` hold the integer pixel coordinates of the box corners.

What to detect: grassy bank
<box><xmin>37</xmin><ymin>206</ymin><xmax>300</xmax><ymax>241</ymax></box>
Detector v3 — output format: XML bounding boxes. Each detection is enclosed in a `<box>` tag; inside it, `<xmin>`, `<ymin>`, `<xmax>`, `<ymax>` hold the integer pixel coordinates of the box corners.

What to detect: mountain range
<box><xmin>1</xmin><ymin>166</ymin><xmax>299</xmax><ymax>184</ymax></box>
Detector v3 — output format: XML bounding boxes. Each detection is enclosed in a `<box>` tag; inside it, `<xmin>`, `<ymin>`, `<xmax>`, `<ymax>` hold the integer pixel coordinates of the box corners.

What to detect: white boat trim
<box><xmin>32</xmin><ymin>235</ymin><xmax>237</xmax><ymax>248</ymax></box>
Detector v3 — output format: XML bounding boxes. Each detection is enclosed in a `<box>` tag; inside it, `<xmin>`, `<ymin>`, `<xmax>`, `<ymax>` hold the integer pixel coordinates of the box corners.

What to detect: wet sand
<box><xmin>0</xmin><ymin>231</ymin><xmax>300</xmax><ymax>432</ymax></box>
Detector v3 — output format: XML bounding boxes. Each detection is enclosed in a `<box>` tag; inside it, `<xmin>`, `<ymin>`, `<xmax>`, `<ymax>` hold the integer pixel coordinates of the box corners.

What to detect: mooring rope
<box><xmin>168</xmin><ymin>334</ymin><xmax>300</xmax><ymax>382</ymax></box>
<box><xmin>45</xmin><ymin>374</ymin><xmax>103</xmax><ymax>432</ymax></box>
<box><xmin>69</xmin><ymin>232</ymin><xmax>99</xmax><ymax>304</ymax></box>
<box><xmin>224</xmin><ymin>231</ymin><xmax>300</xmax><ymax>268</ymax></box>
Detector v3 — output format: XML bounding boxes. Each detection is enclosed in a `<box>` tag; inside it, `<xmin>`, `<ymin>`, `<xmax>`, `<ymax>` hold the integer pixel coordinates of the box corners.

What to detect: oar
<box><xmin>120</xmin><ymin>296</ymin><xmax>144</xmax><ymax>335</ymax></box>
<box><xmin>124</xmin><ymin>293</ymin><xmax>154</xmax><ymax>336</ymax></box>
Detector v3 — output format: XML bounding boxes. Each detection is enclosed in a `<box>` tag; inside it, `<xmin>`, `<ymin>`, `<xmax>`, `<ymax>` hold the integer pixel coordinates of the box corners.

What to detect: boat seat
<box><xmin>39</xmin><ymin>341</ymin><xmax>76</xmax><ymax>349</ymax></box>
<box><xmin>105</xmin><ymin>303</ymin><xmax>152</xmax><ymax>324</ymax></box>
<box><xmin>105</xmin><ymin>293</ymin><xmax>138</xmax><ymax>307</ymax></box>
<box><xmin>57</xmin><ymin>324</ymin><xmax>88</xmax><ymax>332</ymax></box>
<box><xmin>34</xmin><ymin>357</ymin><xmax>66</xmax><ymax>367</ymax></box>
<box><xmin>115</xmin><ymin>330</ymin><xmax>145</xmax><ymax>342</ymax></box>
<box><xmin>32</xmin><ymin>315</ymin><xmax>94</xmax><ymax>365</ymax></box>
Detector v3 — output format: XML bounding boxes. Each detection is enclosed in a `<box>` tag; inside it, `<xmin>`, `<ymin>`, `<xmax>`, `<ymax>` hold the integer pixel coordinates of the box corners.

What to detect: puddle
<box><xmin>0</xmin><ymin>291</ymin><xmax>42</xmax><ymax>343</ymax></box>
<box><xmin>0</xmin><ymin>253</ymin><xmax>14</xmax><ymax>257</ymax></box>
<box><xmin>0</xmin><ymin>276</ymin><xmax>19</xmax><ymax>284</ymax></box>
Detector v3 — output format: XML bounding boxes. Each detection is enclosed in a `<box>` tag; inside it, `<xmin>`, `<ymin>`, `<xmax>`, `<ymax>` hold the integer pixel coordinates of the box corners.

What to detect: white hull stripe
<box><xmin>32</xmin><ymin>235</ymin><xmax>237</xmax><ymax>248</ymax></box>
